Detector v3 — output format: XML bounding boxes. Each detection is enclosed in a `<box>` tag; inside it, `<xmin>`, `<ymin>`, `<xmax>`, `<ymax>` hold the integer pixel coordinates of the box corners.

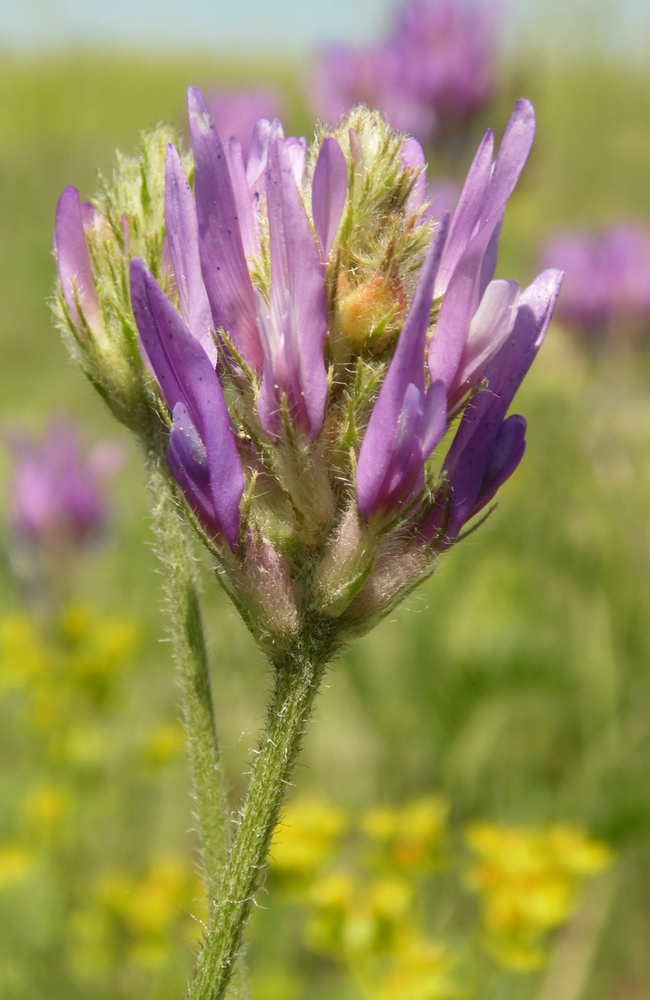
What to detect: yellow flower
<box><xmin>270</xmin><ymin>796</ymin><xmax>348</xmax><ymax>881</ymax></box>
<box><xmin>306</xmin><ymin>871</ymin><xmax>413</xmax><ymax>958</ymax></box>
<box><xmin>21</xmin><ymin>784</ymin><xmax>73</xmax><ymax>842</ymax></box>
<box><xmin>0</xmin><ymin>844</ymin><xmax>37</xmax><ymax>888</ymax></box>
<box><xmin>464</xmin><ymin>821</ymin><xmax>614</xmax><ymax>972</ymax></box>
<box><xmin>362</xmin><ymin>796</ymin><xmax>449</xmax><ymax>872</ymax></box>
<box><xmin>373</xmin><ymin>935</ymin><xmax>457</xmax><ymax>1000</ymax></box>
<box><xmin>141</xmin><ymin>722</ymin><xmax>185</xmax><ymax>772</ymax></box>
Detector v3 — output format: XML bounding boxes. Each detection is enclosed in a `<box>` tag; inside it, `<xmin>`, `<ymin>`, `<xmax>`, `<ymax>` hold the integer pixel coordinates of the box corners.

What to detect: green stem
<box><xmin>188</xmin><ymin>649</ymin><xmax>328</xmax><ymax>1000</ymax></box>
<box><xmin>147</xmin><ymin>459</ymin><xmax>231</xmax><ymax>903</ymax></box>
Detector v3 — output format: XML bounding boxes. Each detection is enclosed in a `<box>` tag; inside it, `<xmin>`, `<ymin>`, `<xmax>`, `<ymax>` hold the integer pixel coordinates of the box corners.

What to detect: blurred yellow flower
<box><xmin>21</xmin><ymin>784</ymin><xmax>73</xmax><ymax>842</ymax></box>
<box><xmin>373</xmin><ymin>934</ymin><xmax>457</xmax><ymax>1000</ymax></box>
<box><xmin>0</xmin><ymin>845</ymin><xmax>37</xmax><ymax>888</ymax></box>
<box><xmin>71</xmin><ymin>856</ymin><xmax>205</xmax><ymax>978</ymax></box>
<box><xmin>306</xmin><ymin>871</ymin><xmax>413</xmax><ymax>957</ymax></box>
<box><xmin>269</xmin><ymin>796</ymin><xmax>347</xmax><ymax>881</ymax></box>
<box><xmin>361</xmin><ymin>796</ymin><xmax>449</xmax><ymax>872</ymax></box>
<box><xmin>464</xmin><ymin>821</ymin><xmax>613</xmax><ymax>970</ymax></box>
<box><xmin>141</xmin><ymin>721</ymin><xmax>185</xmax><ymax>773</ymax></box>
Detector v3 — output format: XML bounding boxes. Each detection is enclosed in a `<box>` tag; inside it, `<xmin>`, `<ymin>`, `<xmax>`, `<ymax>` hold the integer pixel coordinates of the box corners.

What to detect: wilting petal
<box><xmin>312</xmin><ymin>137</ymin><xmax>348</xmax><ymax>259</ymax></box>
<box><xmin>164</xmin><ymin>145</ymin><xmax>215</xmax><ymax>362</ymax></box>
<box><xmin>188</xmin><ymin>87</ymin><xmax>263</xmax><ymax>371</ymax></box>
<box><xmin>257</xmin><ymin>124</ymin><xmax>328</xmax><ymax>442</ymax></box>
<box><xmin>54</xmin><ymin>186</ymin><xmax>103</xmax><ymax>339</ymax></box>
<box><xmin>356</xmin><ymin>221</ymin><xmax>448</xmax><ymax>523</ymax></box>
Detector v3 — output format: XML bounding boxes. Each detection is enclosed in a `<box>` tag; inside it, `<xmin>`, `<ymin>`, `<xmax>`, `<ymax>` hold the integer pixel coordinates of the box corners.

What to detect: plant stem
<box><xmin>147</xmin><ymin>459</ymin><xmax>231</xmax><ymax>904</ymax></box>
<box><xmin>187</xmin><ymin>649</ymin><xmax>328</xmax><ymax>1000</ymax></box>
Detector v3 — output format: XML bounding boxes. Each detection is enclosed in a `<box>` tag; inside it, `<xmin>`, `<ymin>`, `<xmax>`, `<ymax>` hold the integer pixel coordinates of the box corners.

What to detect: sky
<box><xmin>1</xmin><ymin>0</ymin><xmax>648</xmax><ymax>54</ymax></box>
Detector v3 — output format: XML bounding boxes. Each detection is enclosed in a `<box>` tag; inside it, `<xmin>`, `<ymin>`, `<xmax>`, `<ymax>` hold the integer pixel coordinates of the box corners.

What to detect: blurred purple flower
<box><xmin>391</xmin><ymin>0</ymin><xmax>498</xmax><ymax>136</ymax></box>
<box><xmin>203</xmin><ymin>88</ymin><xmax>284</xmax><ymax>159</ymax></box>
<box><xmin>312</xmin><ymin>44</ymin><xmax>437</xmax><ymax>141</ymax></box>
<box><xmin>6</xmin><ymin>421</ymin><xmax>124</xmax><ymax>553</ymax></box>
<box><xmin>311</xmin><ymin>0</ymin><xmax>498</xmax><ymax>145</ymax></box>
<box><xmin>542</xmin><ymin>223</ymin><xmax>650</xmax><ymax>342</ymax></box>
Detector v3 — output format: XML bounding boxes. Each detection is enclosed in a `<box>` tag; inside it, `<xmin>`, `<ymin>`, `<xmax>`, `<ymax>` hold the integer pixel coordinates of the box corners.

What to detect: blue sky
<box><xmin>0</xmin><ymin>0</ymin><xmax>647</xmax><ymax>53</ymax></box>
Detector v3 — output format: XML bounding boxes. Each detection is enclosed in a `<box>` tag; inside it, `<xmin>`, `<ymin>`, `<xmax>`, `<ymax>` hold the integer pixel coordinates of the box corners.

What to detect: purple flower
<box><xmin>55</xmin><ymin>87</ymin><xmax>563</xmax><ymax>636</ymax></box>
<box><xmin>6</xmin><ymin>420</ymin><xmax>123</xmax><ymax>553</ymax></box>
<box><xmin>542</xmin><ymin>223</ymin><xmax>650</xmax><ymax>342</ymax></box>
<box><xmin>203</xmin><ymin>88</ymin><xmax>284</xmax><ymax>160</ymax></box>
<box><xmin>356</xmin><ymin>99</ymin><xmax>562</xmax><ymax>542</ymax></box>
<box><xmin>312</xmin><ymin>44</ymin><xmax>437</xmax><ymax>142</ymax></box>
<box><xmin>54</xmin><ymin>187</ymin><xmax>105</xmax><ymax>342</ymax></box>
<box><xmin>311</xmin><ymin>0</ymin><xmax>498</xmax><ymax>146</ymax></box>
<box><xmin>390</xmin><ymin>0</ymin><xmax>498</xmax><ymax>137</ymax></box>
<box><xmin>129</xmin><ymin>88</ymin><xmax>348</xmax><ymax>548</ymax></box>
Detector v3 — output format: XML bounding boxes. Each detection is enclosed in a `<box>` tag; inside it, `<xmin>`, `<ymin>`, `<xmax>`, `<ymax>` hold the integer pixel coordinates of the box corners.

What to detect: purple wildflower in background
<box><xmin>391</xmin><ymin>0</ymin><xmax>498</xmax><ymax>138</ymax></box>
<box><xmin>311</xmin><ymin>0</ymin><xmax>498</xmax><ymax>146</ymax></box>
<box><xmin>6</xmin><ymin>420</ymin><xmax>123</xmax><ymax>554</ymax></box>
<box><xmin>542</xmin><ymin>223</ymin><xmax>650</xmax><ymax>343</ymax></box>
<box><xmin>312</xmin><ymin>44</ymin><xmax>437</xmax><ymax>144</ymax></box>
<box><xmin>203</xmin><ymin>87</ymin><xmax>284</xmax><ymax>159</ymax></box>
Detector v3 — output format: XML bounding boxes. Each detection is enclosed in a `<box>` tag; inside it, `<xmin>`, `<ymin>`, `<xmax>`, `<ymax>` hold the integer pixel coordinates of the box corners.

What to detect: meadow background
<box><xmin>2</xmin><ymin>2</ymin><xmax>650</xmax><ymax>998</ymax></box>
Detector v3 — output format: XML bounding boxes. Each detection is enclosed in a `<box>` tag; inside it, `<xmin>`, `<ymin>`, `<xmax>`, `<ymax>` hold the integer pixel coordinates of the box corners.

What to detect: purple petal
<box><xmin>356</xmin><ymin>221</ymin><xmax>448</xmax><ymax>523</ymax></box>
<box><xmin>285</xmin><ymin>136</ymin><xmax>307</xmax><ymax>186</ymax></box>
<box><xmin>429</xmin><ymin>268</ymin><xmax>562</xmax><ymax>541</ymax></box>
<box><xmin>54</xmin><ymin>186</ymin><xmax>103</xmax><ymax>338</ymax></box>
<box><xmin>470</xmin><ymin>413</ymin><xmax>527</xmax><ymax>516</ymax></box>
<box><xmin>167</xmin><ymin>402</ymin><xmax>219</xmax><ymax>533</ymax></box>
<box><xmin>224</xmin><ymin>136</ymin><xmax>259</xmax><ymax>260</ymax></box>
<box><xmin>435</xmin><ymin>129</ymin><xmax>494</xmax><ymax>295</ymax></box>
<box><xmin>482</xmin><ymin>99</ymin><xmax>535</xmax><ymax>228</ymax></box>
<box><xmin>246</xmin><ymin>118</ymin><xmax>271</xmax><ymax>197</ymax></box>
<box><xmin>257</xmin><ymin>124</ymin><xmax>328</xmax><ymax>442</ymax></box>
<box><xmin>164</xmin><ymin>145</ymin><xmax>215</xmax><ymax>363</ymax></box>
<box><xmin>312</xmin><ymin>137</ymin><xmax>348</xmax><ymax>259</ymax></box>
<box><xmin>188</xmin><ymin>86</ymin><xmax>263</xmax><ymax>372</ymax></box>
<box><xmin>401</xmin><ymin>137</ymin><xmax>428</xmax><ymax>217</ymax></box>
<box><xmin>449</xmin><ymin>278</ymin><xmax>520</xmax><ymax>405</ymax></box>
<box><xmin>130</xmin><ymin>258</ymin><xmax>244</xmax><ymax>548</ymax></box>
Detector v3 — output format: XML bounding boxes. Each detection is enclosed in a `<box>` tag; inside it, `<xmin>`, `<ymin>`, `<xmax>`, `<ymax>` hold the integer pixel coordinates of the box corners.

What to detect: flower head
<box><xmin>5</xmin><ymin>420</ymin><xmax>123</xmax><ymax>555</ymax></box>
<box><xmin>311</xmin><ymin>0</ymin><xmax>498</xmax><ymax>147</ymax></box>
<box><xmin>542</xmin><ymin>222</ymin><xmax>650</xmax><ymax>344</ymax></box>
<box><xmin>54</xmin><ymin>89</ymin><xmax>561</xmax><ymax>654</ymax></box>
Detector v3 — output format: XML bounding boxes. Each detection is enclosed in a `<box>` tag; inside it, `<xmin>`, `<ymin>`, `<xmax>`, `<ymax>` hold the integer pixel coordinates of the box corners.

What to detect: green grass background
<box><xmin>1</xmin><ymin>33</ymin><xmax>650</xmax><ymax>1000</ymax></box>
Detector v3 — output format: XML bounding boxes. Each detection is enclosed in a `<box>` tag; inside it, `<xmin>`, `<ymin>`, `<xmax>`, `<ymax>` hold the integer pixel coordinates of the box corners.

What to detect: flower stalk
<box><xmin>147</xmin><ymin>453</ymin><xmax>231</xmax><ymax>905</ymax></box>
<box><xmin>188</xmin><ymin>646</ymin><xmax>329</xmax><ymax>1000</ymax></box>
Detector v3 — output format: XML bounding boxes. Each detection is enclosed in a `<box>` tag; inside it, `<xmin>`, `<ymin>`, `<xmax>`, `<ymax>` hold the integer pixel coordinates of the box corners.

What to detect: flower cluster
<box><xmin>312</xmin><ymin>0</ymin><xmax>498</xmax><ymax>146</ymax></box>
<box><xmin>465</xmin><ymin>822</ymin><xmax>613</xmax><ymax>969</ymax></box>
<box><xmin>5</xmin><ymin>420</ymin><xmax>123</xmax><ymax>556</ymax></box>
<box><xmin>265</xmin><ymin>793</ymin><xmax>611</xmax><ymax>997</ymax></box>
<box><xmin>53</xmin><ymin>89</ymin><xmax>561</xmax><ymax>658</ymax></box>
<box><xmin>542</xmin><ymin>223</ymin><xmax>650</xmax><ymax>345</ymax></box>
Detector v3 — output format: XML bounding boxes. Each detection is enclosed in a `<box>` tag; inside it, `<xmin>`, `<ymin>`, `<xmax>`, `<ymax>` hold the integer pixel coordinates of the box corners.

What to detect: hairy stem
<box><xmin>147</xmin><ymin>459</ymin><xmax>231</xmax><ymax>903</ymax></box>
<box><xmin>188</xmin><ymin>649</ymin><xmax>328</xmax><ymax>1000</ymax></box>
